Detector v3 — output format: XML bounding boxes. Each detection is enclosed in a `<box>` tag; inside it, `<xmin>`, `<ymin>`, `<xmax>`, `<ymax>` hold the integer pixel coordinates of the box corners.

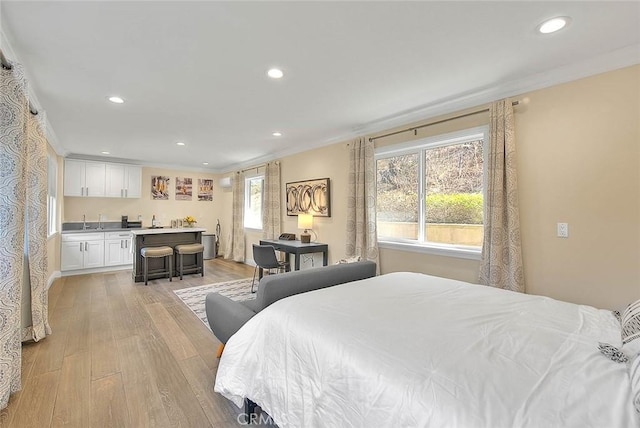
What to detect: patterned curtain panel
<box><xmin>262</xmin><ymin>161</ymin><xmax>281</xmax><ymax>240</ymax></box>
<box><xmin>23</xmin><ymin>111</ymin><xmax>51</xmax><ymax>342</ymax></box>
<box><xmin>224</xmin><ymin>171</ymin><xmax>246</xmax><ymax>262</ymax></box>
<box><xmin>346</xmin><ymin>137</ymin><xmax>379</xmax><ymax>268</ymax></box>
<box><xmin>478</xmin><ymin>98</ymin><xmax>525</xmax><ymax>292</ymax></box>
<box><xmin>0</xmin><ymin>61</ymin><xmax>29</xmax><ymax>410</ymax></box>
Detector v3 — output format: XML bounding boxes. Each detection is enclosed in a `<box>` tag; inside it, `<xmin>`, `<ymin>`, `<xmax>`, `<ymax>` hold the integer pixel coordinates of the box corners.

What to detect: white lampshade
<box><xmin>297</xmin><ymin>213</ymin><xmax>313</xmax><ymax>230</ymax></box>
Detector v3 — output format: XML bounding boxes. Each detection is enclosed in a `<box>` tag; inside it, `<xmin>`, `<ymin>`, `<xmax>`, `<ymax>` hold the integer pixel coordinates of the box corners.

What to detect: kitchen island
<box><xmin>131</xmin><ymin>228</ymin><xmax>206</xmax><ymax>282</ymax></box>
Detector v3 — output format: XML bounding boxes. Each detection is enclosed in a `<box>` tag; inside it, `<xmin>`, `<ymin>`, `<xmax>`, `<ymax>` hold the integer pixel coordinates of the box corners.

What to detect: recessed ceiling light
<box><xmin>176</xmin><ymin>142</ymin><xmax>185</xmax><ymax>146</ymax></box>
<box><xmin>108</xmin><ymin>96</ymin><xmax>125</xmax><ymax>104</ymax></box>
<box><xmin>537</xmin><ymin>16</ymin><xmax>570</xmax><ymax>34</ymax></box>
<box><xmin>101</xmin><ymin>151</ymin><xmax>110</xmax><ymax>155</ymax></box>
<box><xmin>267</xmin><ymin>68</ymin><xmax>284</xmax><ymax>79</ymax></box>
<box><xmin>272</xmin><ymin>132</ymin><xmax>282</xmax><ymax>137</ymax></box>
<box><xmin>202</xmin><ymin>162</ymin><xmax>209</xmax><ymax>166</ymax></box>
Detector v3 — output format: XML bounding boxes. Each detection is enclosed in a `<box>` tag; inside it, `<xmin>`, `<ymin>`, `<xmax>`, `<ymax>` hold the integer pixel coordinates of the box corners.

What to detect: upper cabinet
<box><xmin>125</xmin><ymin>166</ymin><xmax>142</xmax><ymax>198</ymax></box>
<box><xmin>63</xmin><ymin>160</ymin><xmax>106</xmax><ymax>197</ymax></box>
<box><xmin>105</xmin><ymin>164</ymin><xmax>142</xmax><ymax>198</ymax></box>
<box><xmin>65</xmin><ymin>160</ymin><xmax>141</xmax><ymax>198</ymax></box>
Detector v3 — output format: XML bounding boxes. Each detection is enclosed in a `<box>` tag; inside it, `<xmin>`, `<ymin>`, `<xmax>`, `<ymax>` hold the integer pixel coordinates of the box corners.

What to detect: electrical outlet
<box><xmin>557</xmin><ymin>222</ymin><xmax>569</xmax><ymax>238</ymax></box>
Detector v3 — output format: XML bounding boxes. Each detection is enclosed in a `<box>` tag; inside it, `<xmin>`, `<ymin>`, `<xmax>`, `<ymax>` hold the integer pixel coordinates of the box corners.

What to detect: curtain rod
<box><xmin>369</xmin><ymin>100</ymin><xmax>520</xmax><ymax>142</ymax></box>
<box><xmin>1</xmin><ymin>48</ymin><xmax>39</xmax><ymax>116</ymax></box>
<box><xmin>240</xmin><ymin>163</ymin><xmax>265</xmax><ymax>173</ymax></box>
<box><xmin>238</xmin><ymin>160</ymin><xmax>279</xmax><ymax>174</ymax></box>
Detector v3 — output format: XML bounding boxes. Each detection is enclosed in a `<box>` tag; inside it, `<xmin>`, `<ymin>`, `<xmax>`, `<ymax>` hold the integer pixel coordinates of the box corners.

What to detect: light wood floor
<box><xmin>0</xmin><ymin>258</ymin><xmax>271</xmax><ymax>428</ymax></box>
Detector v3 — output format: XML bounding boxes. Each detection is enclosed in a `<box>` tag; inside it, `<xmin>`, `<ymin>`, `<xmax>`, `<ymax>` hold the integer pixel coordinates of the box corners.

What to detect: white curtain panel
<box><xmin>262</xmin><ymin>161</ymin><xmax>281</xmax><ymax>240</ymax></box>
<box><xmin>0</xmin><ymin>61</ymin><xmax>29</xmax><ymax>410</ymax></box>
<box><xmin>23</xmin><ymin>111</ymin><xmax>51</xmax><ymax>342</ymax></box>
<box><xmin>346</xmin><ymin>137</ymin><xmax>379</xmax><ymax>268</ymax></box>
<box><xmin>479</xmin><ymin>98</ymin><xmax>525</xmax><ymax>292</ymax></box>
<box><xmin>225</xmin><ymin>171</ymin><xmax>246</xmax><ymax>262</ymax></box>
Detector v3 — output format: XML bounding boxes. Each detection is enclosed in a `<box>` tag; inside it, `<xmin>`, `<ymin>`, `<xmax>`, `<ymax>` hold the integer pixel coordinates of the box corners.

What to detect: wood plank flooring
<box><xmin>0</xmin><ymin>259</ymin><xmax>272</xmax><ymax>428</ymax></box>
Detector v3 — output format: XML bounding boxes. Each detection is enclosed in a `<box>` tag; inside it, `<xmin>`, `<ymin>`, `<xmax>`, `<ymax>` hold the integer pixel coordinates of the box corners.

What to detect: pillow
<box><xmin>622</xmin><ymin>299</ymin><xmax>640</xmax><ymax>356</ymax></box>
<box><xmin>630</xmin><ymin>353</ymin><xmax>640</xmax><ymax>413</ymax></box>
<box><xmin>598</xmin><ymin>342</ymin><xmax>628</xmax><ymax>363</ymax></box>
<box><xmin>336</xmin><ymin>256</ymin><xmax>361</xmax><ymax>264</ymax></box>
<box><xmin>613</xmin><ymin>310</ymin><xmax>622</xmax><ymax>324</ymax></box>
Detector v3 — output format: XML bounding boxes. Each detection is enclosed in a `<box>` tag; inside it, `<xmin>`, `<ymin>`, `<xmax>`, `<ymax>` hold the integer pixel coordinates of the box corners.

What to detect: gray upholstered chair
<box><xmin>251</xmin><ymin>244</ymin><xmax>289</xmax><ymax>293</ymax></box>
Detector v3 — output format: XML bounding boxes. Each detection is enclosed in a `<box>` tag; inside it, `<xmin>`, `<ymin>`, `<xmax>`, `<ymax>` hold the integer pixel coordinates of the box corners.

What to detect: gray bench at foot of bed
<box><xmin>205</xmin><ymin>260</ymin><xmax>377</xmax><ymax>345</ymax></box>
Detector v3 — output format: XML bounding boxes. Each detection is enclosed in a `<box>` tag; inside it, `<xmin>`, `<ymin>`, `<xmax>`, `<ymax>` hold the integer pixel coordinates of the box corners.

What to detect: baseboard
<box><xmin>61</xmin><ymin>265</ymin><xmax>132</xmax><ymax>277</ymax></box>
<box><xmin>47</xmin><ymin>271</ymin><xmax>61</xmax><ymax>289</ymax></box>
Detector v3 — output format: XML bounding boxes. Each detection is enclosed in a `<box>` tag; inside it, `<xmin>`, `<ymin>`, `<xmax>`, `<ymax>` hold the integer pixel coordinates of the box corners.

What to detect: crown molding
<box><xmin>351</xmin><ymin>44</ymin><xmax>640</xmax><ymax>138</ymax></box>
<box><xmin>222</xmin><ymin>44</ymin><xmax>640</xmax><ymax>173</ymax></box>
<box><xmin>137</xmin><ymin>161</ymin><xmax>217</xmax><ymax>175</ymax></box>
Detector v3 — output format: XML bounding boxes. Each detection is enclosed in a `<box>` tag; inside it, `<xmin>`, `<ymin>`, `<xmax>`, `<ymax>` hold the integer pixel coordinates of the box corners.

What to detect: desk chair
<box><xmin>251</xmin><ymin>244</ymin><xmax>289</xmax><ymax>293</ymax></box>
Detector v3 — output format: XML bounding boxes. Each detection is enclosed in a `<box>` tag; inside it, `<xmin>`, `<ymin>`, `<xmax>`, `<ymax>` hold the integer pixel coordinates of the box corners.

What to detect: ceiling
<box><xmin>2</xmin><ymin>1</ymin><xmax>639</xmax><ymax>173</ymax></box>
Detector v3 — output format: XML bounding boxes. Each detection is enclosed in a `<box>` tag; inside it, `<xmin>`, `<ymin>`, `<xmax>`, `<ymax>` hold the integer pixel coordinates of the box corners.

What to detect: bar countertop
<box><xmin>130</xmin><ymin>227</ymin><xmax>207</xmax><ymax>235</ymax></box>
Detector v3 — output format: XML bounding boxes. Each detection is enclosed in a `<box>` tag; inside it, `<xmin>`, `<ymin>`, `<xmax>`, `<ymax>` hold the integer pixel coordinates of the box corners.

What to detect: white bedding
<box><xmin>215</xmin><ymin>272</ymin><xmax>639</xmax><ymax>427</ymax></box>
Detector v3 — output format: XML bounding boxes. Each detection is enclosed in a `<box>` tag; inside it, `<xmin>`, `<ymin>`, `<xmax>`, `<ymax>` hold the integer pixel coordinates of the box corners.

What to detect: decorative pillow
<box><xmin>336</xmin><ymin>256</ymin><xmax>362</xmax><ymax>264</ymax></box>
<box><xmin>630</xmin><ymin>353</ymin><xmax>640</xmax><ymax>413</ymax></box>
<box><xmin>598</xmin><ymin>342</ymin><xmax>629</xmax><ymax>363</ymax></box>
<box><xmin>613</xmin><ymin>310</ymin><xmax>622</xmax><ymax>324</ymax></box>
<box><xmin>622</xmin><ymin>299</ymin><xmax>640</xmax><ymax>356</ymax></box>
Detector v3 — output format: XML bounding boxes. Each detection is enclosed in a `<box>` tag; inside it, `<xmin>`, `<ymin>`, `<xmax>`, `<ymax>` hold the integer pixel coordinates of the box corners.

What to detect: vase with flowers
<box><xmin>184</xmin><ymin>216</ymin><xmax>197</xmax><ymax>227</ymax></box>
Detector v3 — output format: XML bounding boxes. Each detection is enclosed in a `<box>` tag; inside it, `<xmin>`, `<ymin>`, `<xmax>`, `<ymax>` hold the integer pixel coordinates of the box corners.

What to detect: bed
<box><xmin>214</xmin><ymin>272</ymin><xmax>639</xmax><ymax>427</ymax></box>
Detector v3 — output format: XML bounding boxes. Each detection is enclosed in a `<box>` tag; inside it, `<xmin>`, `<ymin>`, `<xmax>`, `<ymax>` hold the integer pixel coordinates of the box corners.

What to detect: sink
<box><xmin>62</xmin><ymin>221</ymin><xmax>129</xmax><ymax>233</ymax></box>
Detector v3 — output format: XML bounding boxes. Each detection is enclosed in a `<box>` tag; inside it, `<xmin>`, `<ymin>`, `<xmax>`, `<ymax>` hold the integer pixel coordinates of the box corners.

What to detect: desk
<box><xmin>259</xmin><ymin>239</ymin><xmax>328</xmax><ymax>272</ymax></box>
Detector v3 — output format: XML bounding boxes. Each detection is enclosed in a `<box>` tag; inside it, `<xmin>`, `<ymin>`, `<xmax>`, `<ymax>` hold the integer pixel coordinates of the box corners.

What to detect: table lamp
<box><xmin>298</xmin><ymin>213</ymin><xmax>313</xmax><ymax>243</ymax></box>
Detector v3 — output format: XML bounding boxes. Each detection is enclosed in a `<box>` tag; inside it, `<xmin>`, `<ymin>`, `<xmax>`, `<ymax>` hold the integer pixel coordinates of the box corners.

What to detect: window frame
<box><xmin>375</xmin><ymin>126</ymin><xmax>489</xmax><ymax>260</ymax></box>
<box><xmin>47</xmin><ymin>154</ymin><xmax>58</xmax><ymax>237</ymax></box>
<box><xmin>244</xmin><ymin>174</ymin><xmax>265</xmax><ymax>230</ymax></box>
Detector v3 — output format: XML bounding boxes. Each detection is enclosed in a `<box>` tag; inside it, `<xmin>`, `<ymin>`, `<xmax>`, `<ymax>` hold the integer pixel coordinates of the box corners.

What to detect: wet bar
<box><xmin>131</xmin><ymin>228</ymin><xmax>205</xmax><ymax>282</ymax></box>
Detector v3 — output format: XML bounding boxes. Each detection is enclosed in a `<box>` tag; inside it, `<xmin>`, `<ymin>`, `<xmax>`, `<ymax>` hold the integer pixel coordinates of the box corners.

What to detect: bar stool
<box><xmin>174</xmin><ymin>243</ymin><xmax>205</xmax><ymax>280</ymax></box>
<box><xmin>140</xmin><ymin>246</ymin><xmax>173</xmax><ymax>285</ymax></box>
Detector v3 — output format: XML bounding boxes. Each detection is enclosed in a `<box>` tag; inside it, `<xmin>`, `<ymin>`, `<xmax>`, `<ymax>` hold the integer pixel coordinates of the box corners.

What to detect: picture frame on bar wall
<box><xmin>198</xmin><ymin>179</ymin><xmax>213</xmax><ymax>201</ymax></box>
<box><xmin>151</xmin><ymin>176</ymin><xmax>170</xmax><ymax>200</ymax></box>
<box><xmin>286</xmin><ymin>177</ymin><xmax>330</xmax><ymax>217</ymax></box>
<box><xmin>175</xmin><ymin>177</ymin><xmax>193</xmax><ymax>201</ymax></box>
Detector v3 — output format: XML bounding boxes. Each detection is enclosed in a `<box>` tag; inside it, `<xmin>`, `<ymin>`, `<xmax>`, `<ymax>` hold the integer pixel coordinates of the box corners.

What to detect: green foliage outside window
<box><xmin>425</xmin><ymin>193</ymin><xmax>483</xmax><ymax>224</ymax></box>
<box><xmin>377</xmin><ymin>191</ymin><xmax>483</xmax><ymax>224</ymax></box>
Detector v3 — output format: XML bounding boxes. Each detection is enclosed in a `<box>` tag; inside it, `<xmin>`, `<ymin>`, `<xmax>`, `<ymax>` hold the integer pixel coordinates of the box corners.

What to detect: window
<box><xmin>47</xmin><ymin>154</ymin><xmax>58</xmax><ymax>236</ymax></box>
<box><xmin>375</xmin><ymin>126</ymin><xmax>488</xmax><ymax>258</ymax></box>
<box><xmin>244</xmin><ymin>175</ymin><xmax>264</xmax><ymax>229</ymax></box>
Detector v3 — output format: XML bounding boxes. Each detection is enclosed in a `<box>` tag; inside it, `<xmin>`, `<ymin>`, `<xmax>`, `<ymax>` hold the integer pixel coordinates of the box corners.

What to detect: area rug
<box><xmin>173</xmin><ymin>278</ymin><xmax>255</xmax><ymax>331</ymax></box>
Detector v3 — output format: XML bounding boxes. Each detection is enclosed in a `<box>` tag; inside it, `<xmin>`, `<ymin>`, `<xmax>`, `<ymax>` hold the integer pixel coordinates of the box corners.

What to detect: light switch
<box><xmin>557</xmin><ymin>222</ymin><xmax>569</xmax><ymax>238</ymax></box>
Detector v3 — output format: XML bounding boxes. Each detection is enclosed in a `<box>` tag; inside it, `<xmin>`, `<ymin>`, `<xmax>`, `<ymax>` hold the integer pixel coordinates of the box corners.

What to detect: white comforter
<box><xmin>215</xmin><ymin>272</ymin><xmax>639</xmax><ymax>427</ymax></box>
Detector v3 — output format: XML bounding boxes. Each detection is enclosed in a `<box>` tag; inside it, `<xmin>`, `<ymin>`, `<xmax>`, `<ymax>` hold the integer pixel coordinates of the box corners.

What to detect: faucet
<box><xmin>82</xmin><ymin>214</ymin><xmax>89</xmax><ymax>230</ymax></box>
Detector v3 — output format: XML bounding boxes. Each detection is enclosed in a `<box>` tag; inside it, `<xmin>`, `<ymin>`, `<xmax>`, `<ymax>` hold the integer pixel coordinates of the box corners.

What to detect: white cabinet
<box><xmin>105</xmin><ymin>164</ymin><xmax>124</xmax><ymax>198</ymax></box>
<box><xmin>104</xmin><ymin>231</ymin><xmax>133</xmax><ymax>266</ymax></box>
<box><xmin>125</xmin><ymin>166</ymin><xmax>142</xmax><ymax>199</ymax></box>
<box><xmin>105</xmin><ymin>164</ymin><xmax>142</xmax><ymax>198</ymax></box>
<box><xmin>84</xmin><ymin>240</ymin><xmax>105</xmax><ymax>268</ymax></box>
<box><xmin>65</xmin><ymin>160</ymin><xmax>140</xmax><ymax>198</ymax></box>
<box><xmin>63</xmin><ymin>160</ymin><xmax>106</xmax><ymax>197</ymax></box>
<box><xmin>60</xmin><ymin>240</ymin><xmax>84</xmax><ymax>271</ymax></box>
<box><xmin>61</xmin><ymin>232</ymin><xmax>105</xmax><ymax>271</ymax></box>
